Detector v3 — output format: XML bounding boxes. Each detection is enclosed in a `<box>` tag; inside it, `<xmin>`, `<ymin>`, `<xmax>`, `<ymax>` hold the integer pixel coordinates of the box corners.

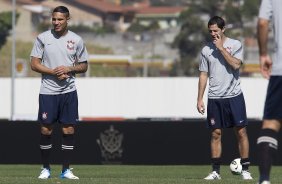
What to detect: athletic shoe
<box><xmin>241</xmin><ymin>170</ymin><xmax>253</xmax><ymax>180</ymax></box>
<box><xmin>204</xmin><ymin>171</ymin><xmax>221</xmax><ymax>180</ymax></box>
<box><xmin>257</xmin><ymin>181</ymin><xmax>271</xmax><ymax>184</ymax></box>
<box><xmin>60</xmin><ymin>168</ymin><xmax>79</xmax><ymax>179</ymax></box>
<box><xmin>38</xmin><ymin>168</ymin><xmax>51</xmax><ymax>179</ymax></box>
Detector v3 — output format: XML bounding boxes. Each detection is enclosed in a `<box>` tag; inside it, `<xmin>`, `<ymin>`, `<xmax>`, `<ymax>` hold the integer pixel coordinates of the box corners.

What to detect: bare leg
<box><xmin>234</xmin><ymin>126</ymin><xmax>249</xmax><ymax>159</ymax></box>
<box><xmin>210</xmin><ymin>129</ymin><xmax>222</xmax><ymax>173</ymax></box>
<box><xmin>261</xmin><ymin>119</ymin><xmax>281</xmax><ymax>130</ymax></box>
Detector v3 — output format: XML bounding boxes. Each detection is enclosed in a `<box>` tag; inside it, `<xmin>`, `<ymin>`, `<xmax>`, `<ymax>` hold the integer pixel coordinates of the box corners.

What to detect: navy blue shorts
<box><xmin>206</xmin><ymin>93</ymin><xmax>248</xmax><ymax>129</ymax></box>
<box><xmin>263</xmin><ymin>76</ymin><xmax>282</xmax><ymax>120</ymax></box>
<box><xmin>38</xmin><ymin>91</ymin><xmax>79</xmax><ymax>124</ymax></box>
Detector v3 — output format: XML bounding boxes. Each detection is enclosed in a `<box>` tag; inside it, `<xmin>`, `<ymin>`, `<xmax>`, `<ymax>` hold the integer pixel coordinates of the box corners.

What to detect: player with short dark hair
<box><xmin>30</xmin><ymin>6</ymin><xmax>88</xmax><ymax>179</ymax></box>
<box><xmin>197</xmin><ymin>16</ymin><xmax>253</xmax><ymax>180</ymax></box>
<box><xmin>257</xmin><ymin>1</ymin><xmax>282</xmax><ymax>184</ymax></box>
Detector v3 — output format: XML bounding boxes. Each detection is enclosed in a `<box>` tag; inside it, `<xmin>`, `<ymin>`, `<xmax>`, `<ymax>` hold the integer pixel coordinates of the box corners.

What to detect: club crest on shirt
<box><xmin>67</xmin><ymin>40</ymin><xmax>75</xmax><ymax>50</ymax></box>
<box><xmin>42</xmin><ymin>112</ymin><xmax>48</xmax><ymax>120</ymax></box>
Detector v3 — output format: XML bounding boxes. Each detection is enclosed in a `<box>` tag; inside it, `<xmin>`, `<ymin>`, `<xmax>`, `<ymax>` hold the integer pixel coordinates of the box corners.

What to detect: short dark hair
<box><xmin>52</xmin><ymin>6</ymin><xmax>70</xmax><ymax>17</ymax></box>
<box><xmin>208</xmin><ymin>16</ymin><xmax>225</xmax><ymax>29</ymax></box>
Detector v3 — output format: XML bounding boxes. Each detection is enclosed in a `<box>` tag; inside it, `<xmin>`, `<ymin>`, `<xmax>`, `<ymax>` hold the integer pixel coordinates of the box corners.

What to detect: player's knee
<box><xmin>211</xmin><ymin>129</ymin><xmax>222</xmax><ymax>140</ymax></box>
<box><xmin>257</xmin><ymin>128</ymin><xmax>278</xmax><ymax>150</ymax></box>
<box><xmin>236</xmin><ymin>127</ymin><xmax>248</xmax><ymax>140</ymax></box>
<box><xmin>62</xmin><ymin>125</ymin><xmax>75</xmax><ymax>134</ymax></box>
<box><xmin>41</xmin><ymin>127</ymin><xmax>53</xmax><ymax>135</ymax></box>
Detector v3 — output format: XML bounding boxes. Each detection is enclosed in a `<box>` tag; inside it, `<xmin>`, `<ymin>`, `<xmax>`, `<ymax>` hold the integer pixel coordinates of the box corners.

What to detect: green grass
<box><xmin>0</xmin><ymin>165</ymin><xmax>281</xmax><ymax>184</ymax></box>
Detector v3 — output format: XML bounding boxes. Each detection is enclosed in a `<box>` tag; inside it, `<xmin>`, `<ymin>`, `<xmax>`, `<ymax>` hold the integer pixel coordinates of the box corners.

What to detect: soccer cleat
<box><xmin>60</xmin><ymin>168</ymin><xmax>79</xmax><ymax>179</ymax></box>
<box><xmin>38</xmin><ymin>168</ymin><xmax>51</xmax><ymax>179</ymax></box>
<box><xmin>204</xmin><ymin>171</ymin><xmax>221</xmax><ymax>180</ymax></box>
<box><xmin>241</xmin><ymin>170</ymin><xmax>253</xmax><ymax>180</ymax></box>
<box><xmin>257</xmin><ymin>181</ymin><xmax>271</xmax><ymax>184</ymax></box>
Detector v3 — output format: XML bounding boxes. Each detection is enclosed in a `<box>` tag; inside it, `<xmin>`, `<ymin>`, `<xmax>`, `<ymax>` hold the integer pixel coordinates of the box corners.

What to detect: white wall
<box><xmin>0</xmin><ymin>77</ymin><xmax>268</xmax><ymax>120</ymax></box>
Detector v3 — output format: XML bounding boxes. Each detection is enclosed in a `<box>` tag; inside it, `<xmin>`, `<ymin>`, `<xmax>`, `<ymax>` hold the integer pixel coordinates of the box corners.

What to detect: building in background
<box><xmin>0</xmin><ymin>0</ymin><xmax>264</xmax><ymax>77</ymax></box>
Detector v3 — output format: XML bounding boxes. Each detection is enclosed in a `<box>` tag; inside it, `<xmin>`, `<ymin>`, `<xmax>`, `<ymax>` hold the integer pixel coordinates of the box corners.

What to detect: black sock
<box><xmin>211</xmin><ymin>158</ymin><xmax>221</xmax><ymax>174</ymax></box>
<box><xmin>39</xmin><ymin>134</ymin><xmax>52</xmax><ymax>169</ymax></box>
<box><xmin>62</xmin><ymin>134</ymin><xmax>75</xmax><ymax>172</ymax></box>
<box><xmin>241</xmin><ymin>158</ymin><xmax>250</xmax><ymax>171</ymax></box>
<box><xmin>257</xmin><ymin>129</ymin><xmax>278</xmax><ymax>182</ymax></box>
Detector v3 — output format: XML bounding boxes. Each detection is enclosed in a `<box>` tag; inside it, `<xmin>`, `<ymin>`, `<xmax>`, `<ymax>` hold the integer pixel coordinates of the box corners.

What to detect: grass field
<box><xmin>0</xmin><ymin>165</ymin><xmax>282</xmax><ymax>184</ymax></box>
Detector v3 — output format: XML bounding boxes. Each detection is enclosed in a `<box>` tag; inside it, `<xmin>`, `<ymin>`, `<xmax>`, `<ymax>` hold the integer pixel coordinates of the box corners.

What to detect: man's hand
<box><xmin>197</xmin><ymin>100</ymin><xmax>205</xmax><ymax>115</ymax></box>
<box><xmin>53</xmin><ymin>66</ymin><xmax>72</xmax><ymax>80</ymax></box>
<box><xmin>57</xmin><ymin>73</ymin><xmax>70</xmax><ymax>80</ymax></box>
<box><xmin>259</xmin><ymin>55</ymin><xmax>272</xmax><ymax>79</ymax></box>
<box><xmin>213</xmin><ymin>34</ymin><xmax>224</xmax><ymax>51</ymax></box>
<box><xmin>54</xmin><ymin>66</ymin><xmax>72</xmax><ymax>76</ymax></box>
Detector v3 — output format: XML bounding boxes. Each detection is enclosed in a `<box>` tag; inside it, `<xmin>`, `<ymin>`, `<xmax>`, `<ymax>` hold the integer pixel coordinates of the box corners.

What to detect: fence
<box><xmin>1</xmin><ymin>119</ymin><xmax>281</xmax><ymax>165</ymax></box>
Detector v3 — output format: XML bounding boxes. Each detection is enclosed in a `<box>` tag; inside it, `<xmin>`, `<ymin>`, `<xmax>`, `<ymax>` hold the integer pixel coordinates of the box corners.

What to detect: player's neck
<box><xmin>221</xmin><ymin>35</ymin><xmax>227</xmax><ymax>43</ymax></box>
<box><xmin>54</xmin><ymin>29</ymin><xmax>68</xmax><ymax>38</ymax></box>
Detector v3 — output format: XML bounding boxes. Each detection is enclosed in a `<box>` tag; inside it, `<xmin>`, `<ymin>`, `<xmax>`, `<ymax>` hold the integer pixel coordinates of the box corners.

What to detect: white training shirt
<box><xmin>30</xmin><ymin>30</ymin><xmax>88</xmax><ymax>94</ymax></box>
<box><xmin>199</xmin><ymin>37</ymin><xmax>243</xmax><ymax>99</ymax></box>
<box><xmin>258</xmin><ymin>0</ymin><xmax>282</xmax><ymax>76</ymax></box>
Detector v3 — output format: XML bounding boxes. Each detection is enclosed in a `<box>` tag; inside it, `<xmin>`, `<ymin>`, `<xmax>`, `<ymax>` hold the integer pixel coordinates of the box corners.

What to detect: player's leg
<box><xmin>234</xmin><ymin>126</ymin><xmax>250</xmax><ymax>167</ymax></box>
<box><xmin>257</xmin><ymin>76</ymin><xmax>282</xmax><ymax>183</ymax></box>
<box><xmin>40</xmin><ymin>125</ymin><xmax>53</xmax><ymax>169</ymax></box>
<box><xmin>257</xmin><ymin>120</ymin><xmax>281</xmax><ymax>183</ymax></box>
<box><xmin>203</xmin><ymin>128</ymin><xmax>222</xmax><ymax>180</ymax></box>
<box><xmin>234</xmin><ymin>126</ymin><xmax>252</xmax><ymax>179</ymax></box>
<box><xmin>60</xmin><ymin>126</ymin><xmax>78</xmax><ymax>180</ymax></box>
<box><xmin>229</xmin><ymin>93</ymin><xmax>252</xmax><ymax>179</ymax></box>
<box><xmin>61</xmin><ymin>125</ymin><xmax>76</xmax><ymax>175</ymax></box>
<box><xmin>38</xmin><ymin>124</ymin><xmax>53</xmax><ymax>179</ymax></box>
<box><xmin>210</xmin><ymin>128</ymin><xmax>222</xmax><ymax>173</ymax></box>
<box><xmin>204</xmin><ymin>98</ymin><xmax>223</xmax><ymax>180</ymax></box>
<box><xmin>38</xmin><ymin>94</ymin><xmax>58</xmax><ymax>179</ymax></box>
<box><xmin>59</xmin><ymin>91</ymin><xmax>79</xmax><ymax>179</ymax></box>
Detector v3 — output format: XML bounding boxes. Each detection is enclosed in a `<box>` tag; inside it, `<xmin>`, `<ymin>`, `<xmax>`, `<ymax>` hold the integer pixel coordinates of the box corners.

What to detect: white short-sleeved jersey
<box><xmin>199</xmin><ymin>37</ymin><xmax>243</xmax><ymax>99</ymax></box>
<box><xmin>259</xmin><ymin>0</ymin><xmax>282</xmax><ymax>76</ymax></box>
<box><xmin>30</xmin><ymin>30</ymin><xmax>88</xmax><ymax>94</ymax></box>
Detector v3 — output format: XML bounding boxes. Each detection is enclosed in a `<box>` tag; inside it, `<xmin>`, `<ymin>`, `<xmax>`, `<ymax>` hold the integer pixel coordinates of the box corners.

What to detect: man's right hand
<box><xmin>57</xmin><ymin>73</ymin><xmax>70</xmax><ymax>80</ymax></box>
<box><xmin>260</xmin><ymin>55</ymin><xmax>272</xmax><ymax>79</ymax></box>
<box><xmin>197</xmin><ymin>101</ymin><xmax>205</xmax><ymax>115</ymax></box>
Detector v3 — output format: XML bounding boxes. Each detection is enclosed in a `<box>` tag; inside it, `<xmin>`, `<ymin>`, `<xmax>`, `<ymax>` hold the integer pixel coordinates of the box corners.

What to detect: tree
<box><xmin>223</xmin><ymin>0</ymin><xmax>242</xmax><ymax>27</ymax></box>
<box><xmin>241</xmin><ymin>0</ymin><xmax>260</xmax><ymax>21</ymax></box>
<box><xmin>171</xmin><ymin>0</ymin><xmax>254</xmax><ymax>76</ymax></box>
<box><xmin>127</xmin><ymin>22</ymin><xmax>148</xmax><ymax>33</ymax></box>
<box><xmin>171</xmin><ymin>0</ymin><xmax>225</xmax><ymax>76</ymax></box>
<box><xmin>0</xmin><ymin>11</ymin><xmax>13</xmax><ymax>49</ymax></box>
<box><xmin>121</xmin><ymin>0</ymin><xmax>143</xmax><ymax>5</ymax></box>
<box><xmin>188</xmin><ymin>0</ymin><xmax>225</xmax><ymax>17</ymax></box>
<box><xmin>172</xmin><ymin>14</ymin><xmax>208</xmax><ymax>76</ymax></box>
<box><xmin>150</xmin><ymin>0</ymin><xmax>187</xmax><ymax>6</ymax></box>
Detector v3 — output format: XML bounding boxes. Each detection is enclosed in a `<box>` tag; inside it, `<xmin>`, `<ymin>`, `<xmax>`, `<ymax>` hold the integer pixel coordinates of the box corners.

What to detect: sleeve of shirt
<box><xmin>199</xmin><ymin>49</ymin><xmax>209</xmax><ymax>72</ymax></box>
<box><xmin>258</xmin><ymin>0</ymin><xmax>272</xmax><ymax>20</ymax></box>
<box><xmin>232</xmin><ymin>40</ymin><xmax>243</xmax><ymax>62</ymax></box>
<box><xmin>30</xmin><ymin>36</ymin><xmax>44</xmax><ymax>59</ymax></box>
<box><xmin>76</xmin><ymin>38</ymin><xmax>88</xmax><ymax>63</ymax></box>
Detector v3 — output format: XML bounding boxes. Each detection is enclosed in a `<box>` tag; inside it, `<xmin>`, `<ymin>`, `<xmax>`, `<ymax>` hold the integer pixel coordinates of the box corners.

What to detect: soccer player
<box><xmin>257</xmin><ymin>0</ymin><xmax>282</xmax><ymax>184</ymax></box>
<box><xmin>197</xmin><ymin>16</ymin><xmax>252</xmax><ymax>180</ymax></box>
<box><xmin>30</xmin><ymin>6</ymin><xmax>88</xmax><ymax>179</ymax></box>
